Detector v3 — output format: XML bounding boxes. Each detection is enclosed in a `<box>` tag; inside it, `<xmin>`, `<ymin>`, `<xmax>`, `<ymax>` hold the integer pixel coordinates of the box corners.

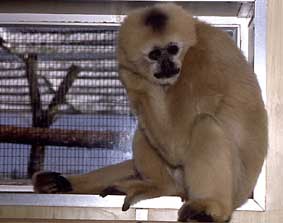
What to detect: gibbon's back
<box><xmin>180</xmin><ymin>20</ymin><xmax>268</xmax><ymax>207</ymax></box>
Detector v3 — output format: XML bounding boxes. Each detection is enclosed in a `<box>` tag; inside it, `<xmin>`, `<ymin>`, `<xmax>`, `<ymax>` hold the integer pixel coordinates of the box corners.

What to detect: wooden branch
<box><xmin>24</xmin><ymin>53</ymin><xmax>45</xmax><ymax>177</ymax></box>
<box><xmin>0</xmin><ymin>37</ymin><xmax>24</xmax><ymax>61</ymax></box>
<box><xmin>40</xmin><ymin>75</ymin><xmax>79</xmax><ymax>113</ymax></box>
<box><xmin>28</xmin><ymin>144</ymin><xmax>45</xmax><ymax>177</ymax></box>
<box><xmin>1</xmin><ymin>40</ymin><xmax>45</xmax><ymax>176</ymax></box>
<box><xmin>25</xmin><ymin>54</ymin><xmax>43</xmax><ymax>127</ymax></box>
<box><xmin>0</xmin><ymin>125</ymin><xmax>127</xmax><ymax>149</ymax></box>
<box><xmin>44</xmin><ymin>65</ymin><xmax>80</xmax><ymax>126</ymax></box>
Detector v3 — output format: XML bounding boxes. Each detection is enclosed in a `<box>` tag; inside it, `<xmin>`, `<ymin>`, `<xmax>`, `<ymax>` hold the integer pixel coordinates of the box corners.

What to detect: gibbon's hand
<box><xmin>32</xmin><ymin>171</ymin><xmax>72</xmax><ymax>193</ymax></box>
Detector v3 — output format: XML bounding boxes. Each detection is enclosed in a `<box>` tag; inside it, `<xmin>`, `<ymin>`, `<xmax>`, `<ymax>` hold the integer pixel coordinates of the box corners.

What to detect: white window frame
<box><xmin>0</xmin><ymin>0</ymin><xmax>268</xmax><ymax>221</ymax></box>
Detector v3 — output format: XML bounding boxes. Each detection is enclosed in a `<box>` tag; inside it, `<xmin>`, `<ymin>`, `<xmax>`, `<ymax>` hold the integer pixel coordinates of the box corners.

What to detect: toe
<box><xmin>100</xmin><ymin>186</ymin><xmax>125</xmax><ymax>197</ymax></box>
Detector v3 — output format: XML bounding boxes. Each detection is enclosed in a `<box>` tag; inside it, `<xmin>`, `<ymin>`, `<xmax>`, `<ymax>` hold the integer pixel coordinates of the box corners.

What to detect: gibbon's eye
<box><xmin>167</xmin><ymin>44</ymin><xmax>179</xmax><ymax>55</ymax></box>
<box><xmin>148</xmin><ymin>48</ymin><xmax>162</xmax><ymax>60</ymax></box>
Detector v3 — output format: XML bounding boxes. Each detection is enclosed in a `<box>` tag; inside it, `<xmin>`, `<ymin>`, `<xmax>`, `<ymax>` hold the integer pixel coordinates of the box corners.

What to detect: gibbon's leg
<box><xmin>33</xmin><ymin>160</ymin><xmax>136</xmax><ymax>194</ymax></box>
<box><xmin>178</xmin><ymin>115</ymin><xmax>234</xmax><ymax>222</ymax></box>
<box><xmin>102</xmin><ymin>129</ymin><xmax>186</xmax><ymax>211</ymax></box>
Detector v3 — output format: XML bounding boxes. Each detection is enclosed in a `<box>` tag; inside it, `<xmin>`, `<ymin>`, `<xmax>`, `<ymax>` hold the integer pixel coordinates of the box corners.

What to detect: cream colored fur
<box><xmin>33</xmin><ymin>3</ymin><xmax>267</xmax><ymax>222</ymax></box>
<box><xmin>116</xmin><ymin>3</ymin><xmax>267</xmax><ymax>221</ymax></box>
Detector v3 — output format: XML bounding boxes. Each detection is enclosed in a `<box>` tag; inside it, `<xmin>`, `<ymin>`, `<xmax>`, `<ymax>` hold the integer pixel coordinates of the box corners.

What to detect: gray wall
<box><xmin>0</xmin><ymin>0</ymin><xmax>244</xmax><ymax>17</ymax></box>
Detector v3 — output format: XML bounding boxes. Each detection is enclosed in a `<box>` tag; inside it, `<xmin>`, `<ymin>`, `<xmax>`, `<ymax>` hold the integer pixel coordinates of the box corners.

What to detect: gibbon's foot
<box><xmin>101</xmin><ymin>181</ymin><xmax>148</xmax><ymax>211</ymax></box>
<box><xmin>32</xmin><ymin>171</ymin><xmax>72</xmax><ymax>193</ymax></box>
<box><xmin>100</xmin><ymin>186</ymin><xmax>134</xmax><ymax>211</ymax></box>
<box><xmin>122</xmin><ymin>193</ymin><xmax>139</xmax><ymax>211</ymax></box>
<box><xmin>178</xmin><ymin>200</ymin><xmax>231</xmax><ymax>222</ymax></box>
<box><xmin>99</xmin><ymin>186</ymin><xmax>125</xmax><ymax>197</ymax></box>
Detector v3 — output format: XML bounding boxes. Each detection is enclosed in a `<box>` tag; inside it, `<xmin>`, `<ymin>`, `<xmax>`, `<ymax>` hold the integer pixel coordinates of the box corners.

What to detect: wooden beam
<box><xmin>0</xmin><ymin>125</ymin><xmax>126</xmax><ymax>149</ymax></box>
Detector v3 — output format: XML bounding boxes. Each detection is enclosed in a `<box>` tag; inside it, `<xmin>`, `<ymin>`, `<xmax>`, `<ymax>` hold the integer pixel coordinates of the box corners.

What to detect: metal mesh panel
<box><xmin>0</xmin><ymin>25</ymin><xmax>136</xmax><ymax>184</ymax></box>
<box><xmin>0</xmin><ymin>24</ymin><xmax>238</xmax><ymax>185</ymax></box>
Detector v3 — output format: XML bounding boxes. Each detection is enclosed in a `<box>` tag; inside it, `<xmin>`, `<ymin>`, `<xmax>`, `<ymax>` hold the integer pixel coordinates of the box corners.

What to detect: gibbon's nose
<box><xmin>154</xmin><ymin>59</ymin><xmax>180</xmax><ymax>79</ymax></box>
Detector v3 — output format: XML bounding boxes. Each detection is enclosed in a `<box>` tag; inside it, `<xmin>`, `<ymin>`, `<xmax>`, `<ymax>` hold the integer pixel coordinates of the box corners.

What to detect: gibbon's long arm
<box><xmin>178</xmin><ymin>114</ymin><xmax>234</xmax><ymax>222</ymax></box>
<box><xmin>33</xmin><ymin>160</ymin><xmax>136</xmax><ymax>194</ymax></box>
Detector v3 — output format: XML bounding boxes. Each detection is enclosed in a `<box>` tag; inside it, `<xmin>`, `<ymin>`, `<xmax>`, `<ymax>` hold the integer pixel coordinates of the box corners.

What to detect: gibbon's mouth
<box><xmin>153</xmin><ymin>72</ymin><xmax>181</xmax><ymax>86</ymax></box>
<box><xmin>154</xmin><ymin>68</ymin><xmax>180</xmax><ymax>79</ymax></box>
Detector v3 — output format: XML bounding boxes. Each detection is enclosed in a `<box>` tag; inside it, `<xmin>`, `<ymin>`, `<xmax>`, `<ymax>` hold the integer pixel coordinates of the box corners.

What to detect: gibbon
<box><xmin>33</xmin><ymin>3</ymin><xmax>267</xmax><ymax>222</ymax></box>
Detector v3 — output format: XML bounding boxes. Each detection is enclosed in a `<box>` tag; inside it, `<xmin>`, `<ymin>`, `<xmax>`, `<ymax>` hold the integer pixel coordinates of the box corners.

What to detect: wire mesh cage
<box><xmin>0</xmin><ymin>23</ymin><xmax>238</xmax><ymax>186</ymax></box>
<box><xmin>0</xmin><ymin>25</ymin><xmax>136</xmax><ymax>184</ymax></box>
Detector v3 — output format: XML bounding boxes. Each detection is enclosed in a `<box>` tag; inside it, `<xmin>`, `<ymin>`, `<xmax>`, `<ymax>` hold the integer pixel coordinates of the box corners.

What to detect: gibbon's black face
<box><xmin>144</xmin><ymin>41</ymin><xmax>183</xmax><ymax>85</ymax></box>
<box><xmin>148</xmin><ymin>43</ymin><xmax>180</xmax><ymax>79</ymax></box>
<box><xmin>138</xmin><ymin>7</ymin><xmax>188</xmax><ymax>86</ymax></box>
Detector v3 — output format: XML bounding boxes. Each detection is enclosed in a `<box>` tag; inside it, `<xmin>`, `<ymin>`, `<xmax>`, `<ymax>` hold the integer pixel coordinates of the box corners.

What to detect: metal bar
<box><xmin>0</xmin><ymin>193</ymin><xmax>262</xmax><ymax>211</ymax></box>
<box><xmin>100</xmin><ymin>0</ymin><xmax>255</xmax><ymax>1</ymax></box>
<box><xmin>252</xmin><ymin>0</ymin><xmax>267</xmax><ymax>211</ymax></box>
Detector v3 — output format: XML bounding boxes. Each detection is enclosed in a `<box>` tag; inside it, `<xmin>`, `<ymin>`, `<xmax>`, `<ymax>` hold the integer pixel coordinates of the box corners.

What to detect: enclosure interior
<box><xmin>0</xmin><ymin>1</ymin><xmax>255</xmax><ymax>188</ymax></box>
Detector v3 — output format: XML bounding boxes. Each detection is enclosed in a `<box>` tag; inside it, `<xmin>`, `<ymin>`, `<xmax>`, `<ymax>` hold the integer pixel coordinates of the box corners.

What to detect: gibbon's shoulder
<box><xmin>192</xmin><ymin>19</ymin><xmax>243</xmax><ymax>57</ymax></box>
